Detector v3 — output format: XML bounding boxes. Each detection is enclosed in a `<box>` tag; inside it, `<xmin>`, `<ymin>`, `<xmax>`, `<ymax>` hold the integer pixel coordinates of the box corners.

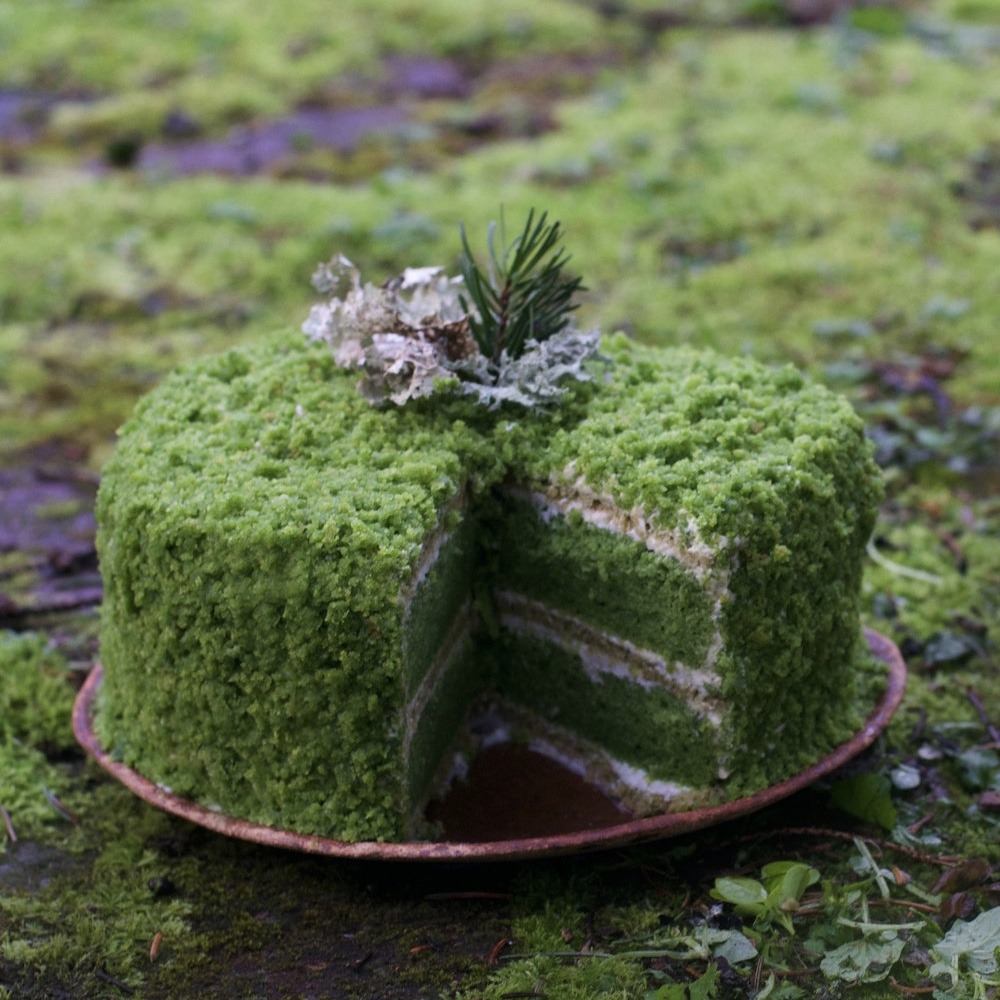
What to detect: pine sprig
<box><xmin>458</xmin><ymin>209</ymin><xmax>584</xmax><ymax>364</ymax></box>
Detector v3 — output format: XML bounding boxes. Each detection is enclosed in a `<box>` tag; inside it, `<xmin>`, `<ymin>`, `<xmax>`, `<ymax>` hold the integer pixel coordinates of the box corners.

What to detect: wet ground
<box><xmin>0</xmin><ymin>50</ymin><xmax>610</xmax><ymax>179</ymax></box>
<box><xmin>0</xmin><ymin>451</ymin><xmax>100</xmax><ymax>635</ymax></box>
<box><xmin>0</xmin><ymin>0</ymin><xmax>875</xmax><ymax>181</ymax></box>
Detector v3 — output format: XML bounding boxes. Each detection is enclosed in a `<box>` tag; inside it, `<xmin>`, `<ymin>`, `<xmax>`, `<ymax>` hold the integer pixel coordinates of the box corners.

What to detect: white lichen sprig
<box><xmin>303</xmin><ymin>254</ymin><xmax>474</xmax><ymax>406</ymax></box>
<box><xmin>303</xmin><ymin>213</ymin><xmax>603</xmax><ymax>409</ymax></box>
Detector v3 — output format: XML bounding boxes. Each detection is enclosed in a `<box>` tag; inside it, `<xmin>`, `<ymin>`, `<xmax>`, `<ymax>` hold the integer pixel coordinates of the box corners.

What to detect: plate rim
<box><xmin>72</xmin><ymin>629</ymin><xmax>906</xmax><ymax>862</ymax></box>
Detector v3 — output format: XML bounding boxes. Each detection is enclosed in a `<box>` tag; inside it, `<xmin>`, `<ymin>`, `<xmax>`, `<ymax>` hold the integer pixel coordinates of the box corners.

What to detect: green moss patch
<box><xmin>0</xmin><ymin>630</ymin><xmax>75</xmax><ymax>748</ymax></box>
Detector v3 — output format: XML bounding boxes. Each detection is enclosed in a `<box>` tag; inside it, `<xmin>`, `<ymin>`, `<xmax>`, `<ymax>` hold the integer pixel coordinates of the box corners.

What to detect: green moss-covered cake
<box><xmin>95</xmin><ymin>326</ymin><xmax>882</xmax><ymax>843</ymax></box>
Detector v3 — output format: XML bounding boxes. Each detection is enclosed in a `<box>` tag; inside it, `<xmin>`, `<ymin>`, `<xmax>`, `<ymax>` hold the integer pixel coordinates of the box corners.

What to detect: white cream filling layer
<box><xmin>496</xmin><ymin>591</ymin><xmax>724</xmax><ymax>727</ymax></box>
<box><xmin>529</xmin><ymin>737</ymin><xmax>693</xmax><ymax>802</ymax></box>
<box><xmin>398</xmin><ymin>490</ymin><xmax>466</xmax><ymax>607</ymax></box>
<box><xmin>504</xmin><ymin>477</ymin><xmax>735</xmax><ymax>671</ymax></box>
<box><xmin>507</xmin><ymin>467</ymin><xmax>726</xmax><ymax>581</ymax></box>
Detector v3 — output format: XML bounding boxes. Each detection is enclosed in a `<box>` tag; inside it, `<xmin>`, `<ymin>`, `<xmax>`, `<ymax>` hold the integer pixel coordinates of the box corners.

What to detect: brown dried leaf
<box><xmin>939</xmin><ymin>891</ymin><xmax>978</xmax><ymax>925</ymax></box>
<box><xmin>932</xmin><ymin>858</ymin><xmax>994</xmax><ymax>895</ymax></box>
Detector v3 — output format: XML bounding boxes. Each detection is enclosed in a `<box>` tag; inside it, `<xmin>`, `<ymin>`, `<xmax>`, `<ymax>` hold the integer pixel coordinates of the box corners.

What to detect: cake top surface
<box><xmin>523</xmin><ymin>336</ymin><xmax>882</xmax><ymax>546</ymax></box>
<box><xmin>101</xmin><ymin>331</ymin><xmax>881</xmax><ymax>581</ymax></box>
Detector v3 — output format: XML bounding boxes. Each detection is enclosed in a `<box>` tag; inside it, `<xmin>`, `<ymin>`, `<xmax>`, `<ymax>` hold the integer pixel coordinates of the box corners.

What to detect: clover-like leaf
<box><xmin>829</xmin><ymin>772</ymin><xmax>898</xmax><ymax>830</ymax></box>
<box><xmin>820</xmin><ymin>937</ymin><xmax>905</xmax><ymax>984</ymax></box>
<box><xmin>711</xmin><ymin>876</ymin><xmax>768</xmax><ymax>913</ymax></box>
<box><xmin>932</xmin><ymin>906</ymin><xmax>1000</xmax><ymax>978</ymax></box>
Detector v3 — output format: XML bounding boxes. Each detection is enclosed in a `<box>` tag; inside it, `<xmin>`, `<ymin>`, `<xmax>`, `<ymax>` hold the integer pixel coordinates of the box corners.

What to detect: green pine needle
<box><xmin>458</xmin><ymin>209</ymin><xmax>584</xmax><ymax>364</ymax></box>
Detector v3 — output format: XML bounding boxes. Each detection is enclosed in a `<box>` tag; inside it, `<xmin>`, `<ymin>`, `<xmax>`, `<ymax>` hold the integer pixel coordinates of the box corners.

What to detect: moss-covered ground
<box><xmin>1</xmin><ymin>1</ymin><xmax>999</xmax><ymax>996</ymax></box>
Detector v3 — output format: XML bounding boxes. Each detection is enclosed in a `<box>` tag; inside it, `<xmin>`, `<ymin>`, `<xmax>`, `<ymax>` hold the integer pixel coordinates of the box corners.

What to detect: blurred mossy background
<box><xmin>1</xmin><ymin>1</ymin><xmax>999</xmax><ymax>997</ymax></box>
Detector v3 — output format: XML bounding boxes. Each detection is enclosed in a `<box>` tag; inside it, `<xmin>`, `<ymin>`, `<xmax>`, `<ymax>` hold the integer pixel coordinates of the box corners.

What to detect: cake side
<box><xmin>95</xmin><ymin>334</ymin><xmax>501</xmax><ymax>841</ymax></box>
<box><xmin>714</xmin><ymin>382</ymin><xmax>883</xmax><ymax>792</ymax></box>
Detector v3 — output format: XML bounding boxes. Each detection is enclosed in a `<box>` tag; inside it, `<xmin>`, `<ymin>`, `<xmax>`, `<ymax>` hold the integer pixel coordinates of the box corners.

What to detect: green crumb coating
<box><xmin>96</xmin><ymin>336</ymin><xmax>501</xmax><ymax>841</ymax></box>
<box><xmin>514</xmin><ymin>335</ymin><xmax>881</xmax><ymax>548</ymax></box>
<box><xmin>96</xmin><ymin>331</ymin><xmax>882</xmax><ymax>841</ymax></box>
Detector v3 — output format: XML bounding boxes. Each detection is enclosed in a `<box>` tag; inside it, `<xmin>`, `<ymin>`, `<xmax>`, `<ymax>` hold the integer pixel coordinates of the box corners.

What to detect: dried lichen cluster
<box><xmin>303</xmin><ymin>213</ymin><xmax>602</xmax><ymax>408</ymax></box>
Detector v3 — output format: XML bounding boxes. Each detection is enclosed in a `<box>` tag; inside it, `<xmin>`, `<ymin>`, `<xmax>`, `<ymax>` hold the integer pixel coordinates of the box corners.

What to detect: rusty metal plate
<box><xmin>73</xmin><ymin>629</ymin><xmax>905</xmax><ymax>862</ymax></box>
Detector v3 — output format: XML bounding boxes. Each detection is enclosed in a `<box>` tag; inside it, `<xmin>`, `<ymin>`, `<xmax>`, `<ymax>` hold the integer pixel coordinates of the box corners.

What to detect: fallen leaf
<box><xmin>932</xmin><ymin>858</ymin><xmax>993</xmax><ymax>895</ymax></box>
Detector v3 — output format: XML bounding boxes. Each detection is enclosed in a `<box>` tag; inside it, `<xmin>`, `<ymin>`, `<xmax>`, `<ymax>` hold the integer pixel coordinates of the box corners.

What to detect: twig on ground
<box><xmin>487</xmin><ymin>937</ymin><xmax>512</xmax><ymax>965</ymax></box>
<box><xmin>966</xmin><ymin>686</ymin><xmax>1000</xmax><ymax>746</ymax></box>
<box><xmin>424</xmin><ymin>891</ymin><xmax>512</xmax><ymax>901</ymax></box>
<box><xmin>94</xmin><ymin>969</ymin><xmax>135</xmax><ymax>995</ymax></box>
<box><xmin>889</xmin><ymin>977</ymin><xmax>936</xmax><ymax>995</ymax></box>
<box><xmin>0</xmin><ymin>805</ymin><xmax>16</xmax><ymax>843</ymax></box>
<box><xmin>43</xmin><ymin>787</ymin><xmax>80</xmax><ymax>824</ymax></box>
<box><xmin>868</xmin><ymin>898</ymin><xmax>939</xmax><ymax>915</ymax></box>
<box><xmin>936</xmin><ymin>530</ymin><xmax>968</xmax><ymax>573</ymax></box>
<box><xmin>347</xmin><ymin>950</ymin><xmax>374</xmax><ymax>971</ymax></box>
<box><xmin>908</xmin><ymin>811</ymin><xmax>937</xmax><ymax>836</ymax></box>
<box><xmin>716</xmin><ymin>825</ymin><xmax>960</xmax><ymax>868</ymax></box>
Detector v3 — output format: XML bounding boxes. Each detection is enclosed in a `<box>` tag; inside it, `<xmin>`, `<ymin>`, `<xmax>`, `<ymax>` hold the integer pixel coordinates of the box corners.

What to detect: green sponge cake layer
<box><xmin>493</xmin><ymin>494</ymin><xmax>718</xmax><ymax>667</ymax></box>
<box><xmin>96</xmin><ymin>332</ymin><xmax>882</xmax><ymax>842</ymax></box>
<box><xmin>496</xmin><ymin>623</ymin><xmax>722</xmax><ymax>794</ymax></box>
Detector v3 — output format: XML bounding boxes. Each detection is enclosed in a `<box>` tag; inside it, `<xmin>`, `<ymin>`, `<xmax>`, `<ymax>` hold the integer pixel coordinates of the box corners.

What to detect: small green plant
<box><xmin>704</xmin><ymin>841</ymin><xmax>1000</xmax><ymax>996</ymax></box>
<box><xmin>710</xmin><ymin>861</ymin><xmax>820</xmax><ymax>934</ymax></box>
<box><xmin>458</xmin><ymin>208</ymin><xmax>584</xmax><ymax>364</ymax></box>
<box><xmin>650</xmin><ymin>962</ymin><xmax>720</xmax><ymax>999</ymax></box>
<box><xmin>931</xmin><ymin>908</ymin><xmax>1000</xmax><ymax>993</ymax></box>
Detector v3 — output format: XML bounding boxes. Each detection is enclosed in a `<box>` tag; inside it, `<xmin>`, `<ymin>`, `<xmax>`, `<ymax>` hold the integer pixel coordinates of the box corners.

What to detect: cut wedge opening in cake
<box><xmin>425</xmin><ymin>740</ymin><xmax>632</xmax><ymax>842</ymax></box>
<box><xmin>394</xmin><ymin>465</ymin><xmax>868</xmax><ymax>838</ymax></box>
<box><xmin>397</xmin><ymin>482</ymin><xmax>739</xmax><ymax>832</ymax></box>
